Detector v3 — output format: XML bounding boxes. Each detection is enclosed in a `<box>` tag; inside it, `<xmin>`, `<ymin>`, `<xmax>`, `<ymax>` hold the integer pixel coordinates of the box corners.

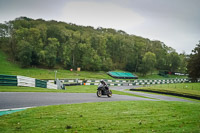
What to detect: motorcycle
<box><xmin>97</xmin><ymin>80</ymin><xmax>112</xmax><ymax>97</ymax></box>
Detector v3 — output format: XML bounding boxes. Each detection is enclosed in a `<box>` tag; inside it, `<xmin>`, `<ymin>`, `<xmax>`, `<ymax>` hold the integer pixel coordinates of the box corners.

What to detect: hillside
<box><xmin>0</xmin><ymin>17</ymin><xmax>187</xmax><ymax>76</ymax></box>
<box><xmin>0</xmin><ymin>50</ymin><xmax>113</xmax><ymax>79</ymax></box>
<box><xmin>0</xmin><ymin>50</ymin><xmax>187</xmax><ymax>79</ymax></box>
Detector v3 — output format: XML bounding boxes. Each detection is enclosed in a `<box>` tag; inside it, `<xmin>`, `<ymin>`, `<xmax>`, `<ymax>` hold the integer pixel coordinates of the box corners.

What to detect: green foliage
<box><xmin>44</xmin><ymin>38</ymin><xmax>59</xmax><ymax>68</ymax></box>
<box><xmin>0</xmin><ymin>17</ymin><xmax>186</xmax><ymax>73</ymax></box>
<box><xmin>17</xmin><ymin>40</ymin><xmax>33</xmax><ymax>67</ymax></box>
<box><xmin>82</xmin><ymin>47</ymin><xmax>102</xmax><ymax>71</ymax></box>
<box><xmin>139</xmin><ymin>52</ymin><xmax>156</xmax><ymax>76</ymax></box>
<box><xmin>102</xmin><ymin>57</ymin><xmax>113</xmax><ymax>71</ymax></box>
<box><xmin>0</xmin><ymin>49</ymin><xmax>188</xmax><ymax>80</ymax></box>
<box><xmin>187</xmin><ymin>41</ymin><xmax>200</xmax><ymax>81</ymax></box>
<box><xmin>0</xmin><ymin>23</ymin><xmax>9</xmax><ymax>47</ymax></box>
<box><xmin>178</xmin><ymin>52</ymin><xmax>187</xmax><ymax>73</ymax></box>
<box><xmin>169</xmin><ymin>52</ymin><xmax>181</xmax><ymax>72</ymax></box>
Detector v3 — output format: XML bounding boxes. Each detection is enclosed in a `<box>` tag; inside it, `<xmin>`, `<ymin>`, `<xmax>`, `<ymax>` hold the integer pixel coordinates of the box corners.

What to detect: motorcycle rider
<box><xmin>97</xmin><ymin>79</ymin><xmax>112</xmax><ymax>97</ymax></box>
<box><xmin>100</xmin><ymin>79</ymin><xmax>109</xmax><ymax>90</ymax></box>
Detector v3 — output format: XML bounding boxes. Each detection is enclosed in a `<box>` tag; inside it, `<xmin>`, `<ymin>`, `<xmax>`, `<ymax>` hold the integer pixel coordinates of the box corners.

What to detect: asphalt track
<box><xmin>0</xmin><ymin>92</ymin><xmax>156</xmax><ymax>110</ymax></box>
<box><xmin>0</xmin><ymin>86</ymin><xmax>192</xmax><ymax>110</ymax></box>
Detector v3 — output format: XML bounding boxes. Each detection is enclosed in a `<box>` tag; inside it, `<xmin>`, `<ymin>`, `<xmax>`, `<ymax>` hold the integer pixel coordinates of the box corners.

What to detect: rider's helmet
<box><xmin>100</xmin><ymin>79</ymin><xmax>104</xmax><ymax>84</ymax></box>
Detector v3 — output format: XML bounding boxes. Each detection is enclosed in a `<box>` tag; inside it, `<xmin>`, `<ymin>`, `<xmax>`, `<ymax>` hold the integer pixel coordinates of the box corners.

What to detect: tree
<box><xmin>102</xmin><ymin>57</ymin><xmax>113</xmax><ymax>71</ymax></box>
<box><xmin>44</xmin><ymin>38</ymin><xmax>59</xmax><ymax>68</ymax></box>
<box><xmin>178</xmin><ymin>52</ymin><xmax>187</xmax><ymax>73</ymax></box>
<box><xmin>59</xmin><ymin>44</ymin><xmax>71</xmax><ymax>68</ymax></box>
<box><xmin>47</xmin><ymin>25</ymin><xmax>66</xmax><ymax>43</ymax></box>
<box><xmin>0</xmin><ymin>23</ymin><xmax>9</xmax><ymax>49</ymax></box>
<box><xmin>151</xmin><ymin>41</ymin><xmax>168</xmax><ymax>70</ymax></box>
<box><xmin>168</xmin><ymin>52</ymin><xmax>181</xmax><ymax>72</ymax></box>
<box><xmin>81</xmin><ymin>46</ymin><xmax>102</xmax><ymax>71</ymax></box>
<box><xmin>28</xmin><ymin>28</ymin><xmax>41</xmax><ymax>65</ymax></box>
<box><xmin>187</xmin><ymin>41</ymin><xmax>200</xmax><ymax>81</ymax></box>
<box><xmin>139</xmin><ymin>52</ymin><xmax>156</xmax><ymax>76</ymax></box>
<box><xmin>17</xmin><ymin>40</ymin><xmax>33</xmax><ymax>67</ymax></box>
<box><xmin>36</xmin><ymin>24</ymin><xmax>47</xmax><ymax>43</ymax></box>
<box><xmin>0</xmin><ymin>17</ymin><xmax>188</xmax><ymax>73</ymax></box>
<box><xmin>38</xmin><ymin>50</ymin><xmax>46</xmax><ymax>65</ymax></box>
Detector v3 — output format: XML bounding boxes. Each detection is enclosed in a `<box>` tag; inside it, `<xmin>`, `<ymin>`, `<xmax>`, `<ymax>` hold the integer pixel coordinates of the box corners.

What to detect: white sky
<box><xmin>0</xmin><ymin>0</ymin><xmax>199</xmax><ymax>54</ymax></box>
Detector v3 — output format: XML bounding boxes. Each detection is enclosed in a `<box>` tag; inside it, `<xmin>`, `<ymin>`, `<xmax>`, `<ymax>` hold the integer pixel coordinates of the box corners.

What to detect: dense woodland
<box><xmin>0</xmin><ymin>17</ymin><xmax>188</xmax><ymax>75</ymax></box>
<box><xmin>187</xmin><ymin>41</ymin><xmax>200</xmax><ymax>81</ymax></box>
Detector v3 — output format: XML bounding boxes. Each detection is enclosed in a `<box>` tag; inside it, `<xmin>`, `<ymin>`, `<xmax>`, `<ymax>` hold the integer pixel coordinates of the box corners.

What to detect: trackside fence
<box><xmin>0</xmin><ymin>74</ymin><xmax>58</xmax><ymax>89</ymax></box>
<box><xmin>0</xmin><ymin>75</ymin><xmax>17</xmax><ymax>86</ymax></box>
<box><xmin>46</xmin><ymin>78</ymin><xmax>197</xmax><ymax>86</ymax></box>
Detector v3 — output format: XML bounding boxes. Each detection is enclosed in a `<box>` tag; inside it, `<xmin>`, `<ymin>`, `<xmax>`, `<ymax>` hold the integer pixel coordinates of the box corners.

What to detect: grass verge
<box><xmin>132</xmin><ymin>83</ymin><xmax>200</xmax><ymax>100</ymax></box>
<box><xmin>0</xmin><ymin>101</ymin><xmax>200</xmax><ymax>132</ymax></box>
<box><xmin>129</xmin><ymin>90</ymin><xmax>200</xmax><ymax>102</ymax></box>
<box><xmin>0</xmin><ymin>86</ymin><xmax>147</xmax><ymax>98</ymax></box>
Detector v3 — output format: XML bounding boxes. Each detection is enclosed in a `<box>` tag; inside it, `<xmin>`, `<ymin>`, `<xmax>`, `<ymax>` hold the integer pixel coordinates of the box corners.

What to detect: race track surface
<box><xmin>0</xmin><ymin>86</ymin><xmax>193</xmax><ymax>110</ymax></box>
<box><xmin>0</xmin><ymin>92</ymin><xmax>156</xmax><ymax>110</ymax></box>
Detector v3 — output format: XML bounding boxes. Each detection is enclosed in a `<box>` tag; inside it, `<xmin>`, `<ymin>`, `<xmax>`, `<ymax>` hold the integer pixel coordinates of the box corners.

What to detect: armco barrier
<box><xmin>0</xmin><ymin>75</ymin><xmax>17</xmax><ymax>86</ymax></box>
<box><xmin>0</xmin><ymin>74</ymin><xmax>57</xmax><ymax>89</ymax></box>
<box><xmin>47</xmin><ymin>82</ymin><xmax>57</xmax><ymax>89</ymax></box>
<box><xmin>50</xmin><ymin>78</ymin><xmax>190</xmax><ymax>86</ymax></box>
<box><xmin>17</xmin><ymin>76</ymin><xmax>35</xmax><ymax>87</ymax></box>
<box><xmin>35</xmin><ymin>79</ymin><xmax>47</xmax><ymax>88</ymax></box>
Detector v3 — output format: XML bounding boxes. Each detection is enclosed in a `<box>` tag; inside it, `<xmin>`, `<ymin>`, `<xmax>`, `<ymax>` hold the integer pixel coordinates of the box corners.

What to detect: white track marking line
<box><xmin>0</xmin><ymin>106</ymin><xmax>35</xmax><ymax>111</ymax></box>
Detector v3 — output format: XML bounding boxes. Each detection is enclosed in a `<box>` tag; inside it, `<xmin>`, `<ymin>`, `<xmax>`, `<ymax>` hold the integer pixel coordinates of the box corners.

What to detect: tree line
<box><xmin>0</xmin><ymin>17</ymin><xmax>187</xmax><ymax>75</ymax></box>
<box><xmin>187</xmin><ymin>41</ymin><xmax>200</xmax><ymax>81</ymax></box>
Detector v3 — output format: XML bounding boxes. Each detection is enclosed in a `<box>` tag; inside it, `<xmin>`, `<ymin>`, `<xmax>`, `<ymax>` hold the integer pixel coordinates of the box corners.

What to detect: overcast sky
<box><xmin>0</xmin><ymin>0</ymin><xmax>199</xmax><ymax>54</ymax></box>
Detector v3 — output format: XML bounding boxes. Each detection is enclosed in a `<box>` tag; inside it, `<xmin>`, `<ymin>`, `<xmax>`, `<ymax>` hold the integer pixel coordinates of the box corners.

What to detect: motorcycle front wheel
<box><xmin>107</xmin><ymin>90</ymin><xmax>112</xmax><ymax>97</ymax></box>
<box><xmin>97</xmin><ymin>90</ymin><xmax>102</xmax><ymax>97</ymax></box>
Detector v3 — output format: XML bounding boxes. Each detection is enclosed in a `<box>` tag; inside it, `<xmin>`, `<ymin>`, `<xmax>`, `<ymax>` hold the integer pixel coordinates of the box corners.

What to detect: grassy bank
<box><xmin>134</xmin><ymin>83</ymin><xmax>200</xmax><ymax>98</ymax></box>
<box><xmin>0</xmin><ymin>101</ymin><xmax>199</xmax><ymax>132</ymax></box>
<box><xmin>0</xmin><ymin>50</ymin><xmax>112</xmax><ymax>79</ymax></box>
<box><xmin>0</xmin><ymin>50</ymin><xmax>186</xmax><ymax>80</ymax></box>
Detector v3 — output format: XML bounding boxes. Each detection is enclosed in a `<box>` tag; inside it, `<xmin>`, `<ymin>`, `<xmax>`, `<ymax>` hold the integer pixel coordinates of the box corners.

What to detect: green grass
<box><xmin>0</xmin><ymin>101</ymin><xmax>199</xmax><ymax>132</ymax></box>
<box><xmin>0</xmin><ymin>85</ymin><xmax>98</xmax><ymax>93</ymax></box>
<box><xmin>131</xmin><ymin>89</ymin><xmax>200</xmax><ymax>102</ymax></box>
<box><xmin>137</xmin><ymin>83</ymin><xmax>200</xmax><ymax>98</ymax></box>
<box><xmin>64</xmin><ymin>86</ymin><xmax>149</xmax><ymax>98</ymax></box>
<box><xmin>0</xmin><ymin>85</ymin><xmax>148</xmax><ymax>98</ymax></box>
